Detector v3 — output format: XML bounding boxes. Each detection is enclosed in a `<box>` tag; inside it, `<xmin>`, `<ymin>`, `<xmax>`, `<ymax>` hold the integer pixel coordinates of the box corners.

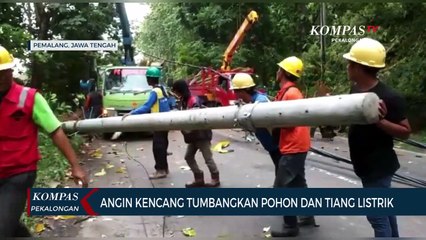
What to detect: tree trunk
<box><xmin>297</xmin><ymin>3</ymin><xmax>308</xmax><ymax>52</ymax></box>
<box><xmin>30</xmin><ymin>3</ymin><xmax>50</xmax><ymax>89</ymax></box>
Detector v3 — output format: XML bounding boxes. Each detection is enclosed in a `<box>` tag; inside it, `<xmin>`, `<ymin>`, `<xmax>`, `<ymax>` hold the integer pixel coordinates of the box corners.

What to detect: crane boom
<box><xmin>221</xmin><ymin>10</ymin><xmax>258</xmax><ymax>71</ymax></box>
<box><xmin>115</xmin><ymin>3</ymin><xmax>135</xmax><ymax>66</ymax></box>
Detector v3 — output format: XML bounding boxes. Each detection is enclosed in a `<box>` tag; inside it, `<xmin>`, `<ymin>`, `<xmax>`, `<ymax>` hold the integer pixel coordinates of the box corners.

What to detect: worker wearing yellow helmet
<box><xmin>344</xmin><ymin>37</ymin><xmax>411</xmax><ymax>238</ymax></box>
<box><xmin>271</xmin><ymin>56</ymin><xmax>315</xmax><ymax>237</ymax></box>
<box><xmin>231</xmin><ymin>73</ymin><xmax>281</xmax><ymax>175</ymax></box>
<box><xmin>0</xmin><ymin>46</ymin><xmax>88</xmax><ymax>238</ymax></box>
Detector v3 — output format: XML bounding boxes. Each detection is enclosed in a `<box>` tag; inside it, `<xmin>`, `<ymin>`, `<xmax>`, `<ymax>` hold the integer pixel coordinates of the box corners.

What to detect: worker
<box><xmin>122</xmin><ymin>67</ymin><xmax>171</xmax><ymax>179</ymax></box>
<box><xmin>171</xmin><ymin>80</ymin><xmax>220</xmax><ymax>187</ymax></box>
<box><xmin>0</xmin><ymin>46</ymin><xmax>89</xmax><ymax>238</ymax></box>
<box><xmin>343</xmin><ymin>37</ymin><xmax>411</xmax><ymax>238</ymax></box>
<box><xmin>230</xmin><ymin>73</ymin><xmax>281</xmax><ymax>175</ymax></box>
<box><xmin>271</xmin><ymin>56</ymin><xmax>316</xmax><ymax>237</ymax></box>
<box><xmin>83</xmin><ymin>79</ymin><xmax>103</xmax><ymax>119</ymax></box>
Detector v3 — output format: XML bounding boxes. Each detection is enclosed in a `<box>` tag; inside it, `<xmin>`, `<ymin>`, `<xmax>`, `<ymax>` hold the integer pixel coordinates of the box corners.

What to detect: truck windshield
<box><xmin>105</xmin><ymin>69</ymin><xmax>151</xmax><ymax>93</ymax></box>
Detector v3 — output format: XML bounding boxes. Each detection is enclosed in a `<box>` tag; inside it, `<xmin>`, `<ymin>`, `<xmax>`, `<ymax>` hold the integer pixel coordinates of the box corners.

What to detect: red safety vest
<box><xmin>0</xmin><ymin>82</ymin><xmax>40</xmax><ymax>179</ymax></box>
<box><xmin>187</xmin><ymin>96</ymin><xmax>198</xmax><ymax>109</ymax></box>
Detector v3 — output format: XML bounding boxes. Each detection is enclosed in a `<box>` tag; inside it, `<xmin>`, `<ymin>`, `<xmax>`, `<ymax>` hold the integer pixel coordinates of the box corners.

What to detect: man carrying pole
<box><xmin>122</xmin><ymin>67</ymin><xmax>171</xmax><ymax>179</ymax></box>
<box><xmin>230</xmin><ymin>73</ymin><xmax>281</xmax><ymax>175</ymax></box>
<box><xmin>343</xmin><ymin>37</ymin><xmax>411</xmax><ymax>237</ymax></box>
<box><xmin>271</xmin><ymin>56</ymin><xmax>316</xmax><ymax>237</ymax></box>
<box><xmin>0</xmin><ymin>46</ymin><xmax>89</xmax><ymax>238</ymax></box>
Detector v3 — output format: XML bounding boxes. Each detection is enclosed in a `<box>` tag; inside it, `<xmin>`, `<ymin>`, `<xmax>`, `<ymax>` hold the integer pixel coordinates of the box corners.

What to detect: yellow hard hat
<box><xmin>277</xmin><ymin>56</ymin><xmax>303</xmax><ymax>78</ymax></box>
<box><xmin>231</xmin><ymin>73</ymin><xmax>255</xmax><ymax>90</ymax></box>
<box><xmin>0</xmin><ymin>46</ymin><xmax>15</xmax><ymax>71</ymax></box>
<box><xmin>343</xmin><ymin>37</ymin><xmax>386</xmax><ymax>68</ymax></box>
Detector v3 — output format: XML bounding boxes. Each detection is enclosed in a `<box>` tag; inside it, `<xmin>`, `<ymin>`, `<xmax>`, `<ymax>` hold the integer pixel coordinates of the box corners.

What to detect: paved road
<box><xmin>42</xmin><ymin>129</ymin><xmax>426</xmax><ymax>239</ymax></box>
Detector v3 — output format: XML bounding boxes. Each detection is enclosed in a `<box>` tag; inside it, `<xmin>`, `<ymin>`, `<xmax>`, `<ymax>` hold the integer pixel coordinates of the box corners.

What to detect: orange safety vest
<box><xmin>275</xmin><ymin>82</ymin><xmax>311</xmax><ymax>154</ymax></box>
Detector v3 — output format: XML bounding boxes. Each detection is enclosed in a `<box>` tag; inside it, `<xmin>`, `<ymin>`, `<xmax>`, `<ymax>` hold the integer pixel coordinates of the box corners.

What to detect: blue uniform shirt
<box><xmin>130</xmin><ymin>86</ymin><xmax>171</xmax><ymax>115</ymax></box>
<box><xmin>251</xmin><ymin>91</ymin><xmax>278</xmax><ymax>153</ymax></box>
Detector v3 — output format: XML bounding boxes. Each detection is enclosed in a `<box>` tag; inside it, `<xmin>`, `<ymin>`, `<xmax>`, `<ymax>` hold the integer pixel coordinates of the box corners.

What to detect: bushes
<box><xmin>21</xmin><ymin>92</ymin><xmax>84</xmax><ymax>233</ymax></box>
<box><xmin>35</xmin><ymin>132</ymin><xmax>84</xmax><ymax>188</ymax></box>
<box><xmin>35</xmin><ymin>90</ymin><xmax>84</xmax><ymax>190</ymax></box>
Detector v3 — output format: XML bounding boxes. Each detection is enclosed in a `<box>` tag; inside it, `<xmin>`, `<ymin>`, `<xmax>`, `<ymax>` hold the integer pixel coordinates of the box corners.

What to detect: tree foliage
<box><xmin>138</xmin><ymin>3</ymin><xmax>425</xmax><ymax>93</ymax></box>
<box><xmin>137</xmin><ymin>3</ymin><xmax>426</xmax><ymax>130</ymax></box>
<box><xmin>1</xmin><ymin>3</ymin><xmax>121</xmax><ymax>102</ymax></box>
<box><xmin>2</xmin><ymin>3</ymin><xmax>425</xmax><ymax>130</ymax></box>
<box><xmin>0</xmin><ymin>4</ymin><xmax>31</xmax><ymax>57</ymax></box>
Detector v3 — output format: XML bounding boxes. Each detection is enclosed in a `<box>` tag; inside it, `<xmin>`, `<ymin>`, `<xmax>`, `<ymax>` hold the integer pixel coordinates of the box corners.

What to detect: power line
<box><xmin>310</xmin><ymin>146</ymin><xmax>426</xmax><ymax>188</ymax></box>
<box><xmin>139</xmin><ymin>51</ymin><xmax>234</xmax><ymax>81</ymax></box>
<box><xmin>396</xmin><ymin>138</ymin><xmax>426</xmax><ymax>149</ymax></box>
<box><xmin>139</xmin><ymin>51</ymin><xmax>204</xmax><ymax>70</ymax></box>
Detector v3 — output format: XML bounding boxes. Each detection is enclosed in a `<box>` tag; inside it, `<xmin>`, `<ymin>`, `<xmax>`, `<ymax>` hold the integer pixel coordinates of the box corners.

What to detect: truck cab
<box><xmin>99</xmin><ymin>66</ymin><xmax>152</xmax><ymax>117</ymax></box>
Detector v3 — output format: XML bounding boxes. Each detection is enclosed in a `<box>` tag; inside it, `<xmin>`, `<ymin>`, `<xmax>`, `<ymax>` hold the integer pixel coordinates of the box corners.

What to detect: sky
<box><xmin>125</xmin><ymin>3</ymin><xmax>152</xmax><ymax>26</ymax></box>
<box><xmin>124</xmin><ymin>3</ymin><xmax>151</xmax><ymax>61</ymax></box>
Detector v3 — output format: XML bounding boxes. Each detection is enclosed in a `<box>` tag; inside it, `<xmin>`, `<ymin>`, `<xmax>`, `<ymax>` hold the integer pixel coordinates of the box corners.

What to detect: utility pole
<box><xmin>319</xmin><ymin>3</ymin><xmax>326</xmax><ymax>81</ymax></box>
<box><xmin>62</xmin><ymin>93</ymin><xmax>380</xmax><ymax>134</ymax></box>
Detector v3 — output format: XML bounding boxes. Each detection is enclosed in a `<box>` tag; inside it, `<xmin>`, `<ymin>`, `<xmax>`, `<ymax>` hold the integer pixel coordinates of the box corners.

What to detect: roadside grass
<box><xmin>394</xmin><ymin>130</ymin><xmax>426</xmax><ymax>153</ymax></box>
<box><xmin>333</xmin><ymin>127</ymin><xmax>425</xmax><ymax>153</ymax></box>
<box><xmin>412</xmin><ymin>130</ymin><xmax>426</xmax><ymax>142</ymax></box>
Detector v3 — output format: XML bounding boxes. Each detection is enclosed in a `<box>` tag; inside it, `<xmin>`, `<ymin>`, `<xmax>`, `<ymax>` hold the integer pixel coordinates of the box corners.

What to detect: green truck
<box><xmin>96</xmin><ymin>65</ymin><xmax>176</xmax><ymax>139</ymax></box>
<box><xmin>97</xmin><ymin>66</ymin><xmax>153</xmax><ymax>139</ymax></box>
<box><xmin>98</xmin><ymin>66</ymin><xmax>152</xmax><ymax>117</ymax></box>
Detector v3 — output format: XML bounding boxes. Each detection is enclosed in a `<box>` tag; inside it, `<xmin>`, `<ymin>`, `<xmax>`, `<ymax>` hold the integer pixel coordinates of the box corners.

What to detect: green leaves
<box><xmin>136</xmin><ymin>2</ymin><xmax>425</xmax><ymax>109</ymax></box>
<box><xmin>1</xmin><ymin>2</ymin><xmax>424</xmax><ymax>119</ymax></box>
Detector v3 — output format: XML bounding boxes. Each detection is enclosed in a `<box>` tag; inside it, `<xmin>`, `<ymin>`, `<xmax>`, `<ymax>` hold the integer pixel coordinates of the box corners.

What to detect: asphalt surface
<box><xmin>41</xmin><ymin>129</ymin><xmax>426</xmax><ymax>239</ymax></box>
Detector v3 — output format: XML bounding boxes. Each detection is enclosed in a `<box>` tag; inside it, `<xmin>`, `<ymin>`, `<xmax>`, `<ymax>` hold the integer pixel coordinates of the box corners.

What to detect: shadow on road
<box><xmin>103</xmin><ymin>132</ymin><xmax>154</xmax><ymax>143</ymax></box>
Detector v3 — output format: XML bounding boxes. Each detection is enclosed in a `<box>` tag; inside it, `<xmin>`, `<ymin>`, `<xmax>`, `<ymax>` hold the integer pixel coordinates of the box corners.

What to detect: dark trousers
<box><xmin>0</xmin><ymin>171</ymin><xmax>37</xmax><ymax>238</ymax></box>
<box><xmin>268</xmin><ymin>149</ymin><xmax>282</xmax><ymax>176</ymax></box>
<box><xmin>84</xmin><ymin>106</ymin><xmax>102</xmax><ymax>119</ymax></box>
<box><xmin>153</xmin><ymin>131</ymin><xmax>169</xmax><ymax>171</ymax></box>
<box><xmin>362</xmin><ymin>175</ymin><xmax>399</xmax><ymax>237</ymax></box>
<box><xmin>274</xmin><ymin>152</ymin><xmax>308</xmax><ymax>227</ymax></box>
<box><xmin>270</xmin><ymin>129</ymin><xmax>281</xmax><ymax>176</ymax></box>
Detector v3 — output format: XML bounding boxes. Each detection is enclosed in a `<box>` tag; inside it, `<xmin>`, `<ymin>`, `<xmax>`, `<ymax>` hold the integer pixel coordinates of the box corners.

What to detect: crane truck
<box><xmin>99</xmin><ymin>3</ymin><xmax>153</xmax><ymax>119</ymax></box>
<box><xmin>86</xmin><ymin>3</ymin><xmax>163</xmax><ymax>139</ymax></box>
<box><xmin>187</xmin><ymin>10</ymin><xmax>259</xmax><ymax>107</ymax></box>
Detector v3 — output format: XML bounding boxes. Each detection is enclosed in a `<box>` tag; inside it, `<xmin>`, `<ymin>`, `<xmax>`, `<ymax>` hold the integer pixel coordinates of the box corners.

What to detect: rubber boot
<box><xmin>149</xmin><ymin>170</ymin><xmax>167</xmax><ymax>179</ymax></box>
<box><xmin>185</xmin><ymin>171</ymin><xmax>205</xmax><ymax>188</ymax></box>
<box><xmin>271</xmin><ymin>226</ymin><xmax>299</xmax><ymax>237</ymax></box>
<box><xmin>298</xmin><ymin>216</ymin><xmax>319</xmax><ymax>227</ymax></box>
<box><xmin>205</xmin><ymin>172</ymin><xmax>220</xmax><ymax>187</ymax></box>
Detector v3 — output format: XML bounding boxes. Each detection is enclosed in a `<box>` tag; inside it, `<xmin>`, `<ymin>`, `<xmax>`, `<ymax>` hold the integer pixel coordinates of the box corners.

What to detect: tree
<box><xmin>0</xmin><ymin>4</ymin><xmax>30</xmax><ymax>57</ymax></box>
<box><xmin>137</xmin><ymin>3</ymin><xmax>425</xmax><ymax>119</ymax></box>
